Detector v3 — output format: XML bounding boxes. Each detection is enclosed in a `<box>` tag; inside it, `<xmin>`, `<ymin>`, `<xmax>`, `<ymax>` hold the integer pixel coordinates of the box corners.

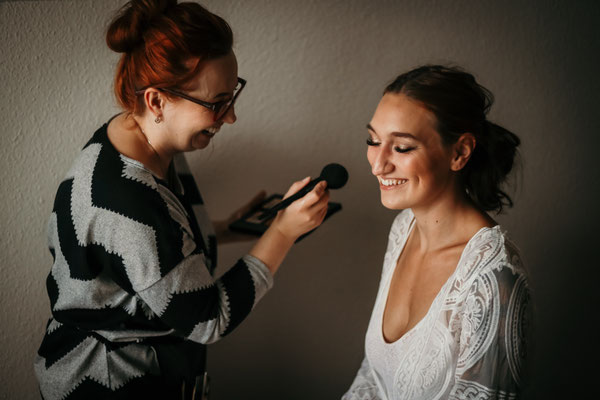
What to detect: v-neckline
<box><xmin>380</xmin><ymin>212</ymin><xmax>498</xmax><ymax>345</ymax></box>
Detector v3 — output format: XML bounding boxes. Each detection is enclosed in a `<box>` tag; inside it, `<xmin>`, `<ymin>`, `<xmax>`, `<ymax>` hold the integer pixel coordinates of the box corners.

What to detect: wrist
<box><xmin>269</xmin><ymin>214</ymin><xmax>299</xmax><ymax>243</ymax></box>
<box><xmin>250</xmin><ymin>222</ymin><xmax>295</xmax><ymax>275</ymax></box>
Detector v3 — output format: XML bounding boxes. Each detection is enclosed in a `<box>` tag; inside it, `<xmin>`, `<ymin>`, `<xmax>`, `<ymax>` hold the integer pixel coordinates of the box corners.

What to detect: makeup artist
<box><xmin>34</xmin><ymin>1</ymin><xmax>329</xmax><ymax>398</ymax></box>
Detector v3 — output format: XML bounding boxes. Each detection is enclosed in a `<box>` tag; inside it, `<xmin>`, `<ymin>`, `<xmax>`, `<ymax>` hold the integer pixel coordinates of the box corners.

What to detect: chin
<box><xmin>380</xmin><ymin>195</ymin><xmax>407</xmax><ymax>210</ymax></box>
<box><xmin>194</xmin><ymin>142</ymin><xmax>210</xmax><ymax>150</ymax></box>
<box><xmin>191</xmin><ymin>135</ymin><xmax>210</xmax><ymax>150</ymax></box>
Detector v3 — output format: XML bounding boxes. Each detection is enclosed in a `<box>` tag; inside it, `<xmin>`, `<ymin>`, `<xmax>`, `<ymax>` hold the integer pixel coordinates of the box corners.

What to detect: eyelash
<box><xmin>366</xmin><ymin>138</ymin><xmax>414</xmax><ymax>153</ymax></box>
<box><xmin>366</xmin><ymin>138</ymin><xmax>379</xmax><ymax>146</ymax></box>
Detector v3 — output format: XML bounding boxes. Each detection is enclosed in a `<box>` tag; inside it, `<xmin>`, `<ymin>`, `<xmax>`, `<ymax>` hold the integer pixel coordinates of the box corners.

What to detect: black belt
<box><xmin>149</xmin><ymin>339</ymin><xmax>209</xmax><ymax>399</ymax></box>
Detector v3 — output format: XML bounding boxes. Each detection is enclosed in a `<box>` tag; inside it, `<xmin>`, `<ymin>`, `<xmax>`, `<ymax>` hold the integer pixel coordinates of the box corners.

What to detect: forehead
<box><xmin>370</xmin><ymin>93</ymin><xmax>438</xmax><ymax>138</ymax></box>
<box><xmin>184</xmin><ymin>52</ymin><xmax>238</xmax><ymax>95</ymax></box>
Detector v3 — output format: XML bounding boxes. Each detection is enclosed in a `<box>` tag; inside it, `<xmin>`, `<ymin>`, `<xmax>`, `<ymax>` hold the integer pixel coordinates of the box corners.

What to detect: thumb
<box><xmin>283</xmin><ymin>176</ymin><xmax>311</xmax><ymax>199</ymax></box>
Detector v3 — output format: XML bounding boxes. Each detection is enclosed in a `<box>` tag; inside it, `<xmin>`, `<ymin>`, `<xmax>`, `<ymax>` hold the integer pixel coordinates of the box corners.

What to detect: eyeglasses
<box><xmin>135</xmin><ymin>77</ymin><xmax>246</xmax><ymax>122</ymax></box>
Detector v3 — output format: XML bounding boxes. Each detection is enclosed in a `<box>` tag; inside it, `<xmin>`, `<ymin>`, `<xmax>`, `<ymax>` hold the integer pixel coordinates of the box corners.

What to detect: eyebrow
<box><xmin>366</xmin><ymin>124</ymin><xmax>418</xmax><ymax>140</ymax></box>
<box><xmin>212</xmin><ymin>79</ymin><xmax>239</xmax><ymax>100</ymax></box>
<box><xmin>213</xmin><ymin>92</ymin><xmax>231</xmax><ymax>100</ymax></box>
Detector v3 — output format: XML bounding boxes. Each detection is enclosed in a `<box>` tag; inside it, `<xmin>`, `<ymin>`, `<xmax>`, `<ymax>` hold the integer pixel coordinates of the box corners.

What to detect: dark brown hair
<box><xmin>385</xmin><ymin>65</ymin><xmax>520</xmax><ymax>213</ymax></box>
<box><xmin>106</xmin><ymin>0</ymin><xmax>233</xmax><ymax>114</ymax></box>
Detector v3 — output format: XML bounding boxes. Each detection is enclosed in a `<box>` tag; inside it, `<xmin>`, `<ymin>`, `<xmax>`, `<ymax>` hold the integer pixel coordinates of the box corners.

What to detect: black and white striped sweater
<box><xmin>34</xmin><ymin>122</ymin><xmax>273</xmax><ymax>399</ymax></box>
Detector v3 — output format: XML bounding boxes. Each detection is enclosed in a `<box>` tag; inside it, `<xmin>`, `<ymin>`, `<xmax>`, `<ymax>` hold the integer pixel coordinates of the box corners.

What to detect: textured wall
<box><xmin>1</xmin><ymin>0</ymin><xmax>599</xmax><ymax>399</ymax></box>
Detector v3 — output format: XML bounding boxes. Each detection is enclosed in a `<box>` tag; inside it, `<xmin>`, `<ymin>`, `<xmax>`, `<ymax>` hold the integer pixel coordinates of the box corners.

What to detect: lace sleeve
<box><xmin>341</xmin><ymin>357</ymin><xmax>381</xmax><ymax>400</ymax></box>
<box><xmin>449</xmin><ymin>265</ymin><xmax>531</xmax><ymax>399</ymax></box>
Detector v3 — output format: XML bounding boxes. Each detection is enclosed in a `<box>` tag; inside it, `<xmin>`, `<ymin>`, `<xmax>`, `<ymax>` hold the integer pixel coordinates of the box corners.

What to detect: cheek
<box><xmin>175</xmin><ymin>105</ymin><xmax>213</xmax><ymax>127</ymax></box>
<box><xmin>396</xmin><ymin>154</ymin><xmax>421</xmax><ymax>176</ymax></box>
<box><xmin>417</xmin><ymin>155</ymin><xmax>451</xmax><ymax>185</ymax></box>
<box><xmin>396</xmin><ymin>155</ymin><xmax>442</xmax><ymax>187</ymax></box>
<box><xmin>190</xmin><ymin>110</ymin><xmax>213</xmax><ymax>129</ymax></box>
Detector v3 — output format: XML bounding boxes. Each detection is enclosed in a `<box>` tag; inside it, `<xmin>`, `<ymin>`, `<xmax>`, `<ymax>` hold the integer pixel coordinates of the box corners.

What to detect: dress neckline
<box><xmin>380</xmin><ymin>211</ymin><xmax>500</xmax><ymax>345</ymax></box>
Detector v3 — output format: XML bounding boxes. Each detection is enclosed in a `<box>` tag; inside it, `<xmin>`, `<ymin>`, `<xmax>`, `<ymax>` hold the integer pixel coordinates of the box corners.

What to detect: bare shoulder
<box><xmin>459</xmin><ymin>208</ymin><xmax>498</xmax><ymax>245</ymax></box>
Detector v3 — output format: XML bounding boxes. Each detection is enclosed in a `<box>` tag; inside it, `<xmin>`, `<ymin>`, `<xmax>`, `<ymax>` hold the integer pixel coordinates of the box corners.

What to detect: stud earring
<box><xmin>155</xmin><ymin>116</ymin><xmax>162</xmax><ymax>124</ymax></box>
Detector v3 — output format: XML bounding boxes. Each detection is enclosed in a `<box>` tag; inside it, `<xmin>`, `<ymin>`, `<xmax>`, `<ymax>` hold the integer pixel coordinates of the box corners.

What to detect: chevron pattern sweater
<box><xmin>34</xmin><ymin>122</ymin><xmax>273</xmax><ymax>399</ymax></box>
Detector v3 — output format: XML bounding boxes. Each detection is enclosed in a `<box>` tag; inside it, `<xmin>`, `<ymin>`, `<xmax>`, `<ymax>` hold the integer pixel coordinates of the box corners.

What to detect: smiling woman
<box><xmin>343</xmin><ymin>65</ymin><xmax>531</xmax><ymax>399</ymax></box>
<box><xmin>32</xmin><ymin>1</ymin><xmax>330</xmax><ymax>399</ymax></box>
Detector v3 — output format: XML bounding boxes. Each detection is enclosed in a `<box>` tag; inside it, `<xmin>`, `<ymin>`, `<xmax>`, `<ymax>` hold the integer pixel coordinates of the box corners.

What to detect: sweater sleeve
<box><xmin>117</xmin><ymin>158</ymin><xmax>274</xmax><ymax>344</ymax></box>
<box><xmin>342</xmin><ymin>356</ymin><xmax>381</xmax><ymax>400</ymax></box>
<box><xmin>45</xmin><ymin>134</ymin><xmax>273</xmax><ymax>345</ymax></box>
<box><xmin>138</xmin><ymin>252</ymin><xmax>273</xmax><ymax>344</ymax></box>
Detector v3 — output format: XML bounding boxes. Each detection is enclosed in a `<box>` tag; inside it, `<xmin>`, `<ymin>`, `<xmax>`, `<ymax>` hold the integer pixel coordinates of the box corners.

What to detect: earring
<box><xmin>155</xmin><ymin>116</ymin><xmax>162</xmax><ymax>124</ymax></box>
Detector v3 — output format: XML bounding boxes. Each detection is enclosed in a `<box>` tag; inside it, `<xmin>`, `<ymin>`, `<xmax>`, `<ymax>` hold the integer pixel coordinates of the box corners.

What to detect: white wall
<box><xmin>1</xmin><ymin>0</ymin><xmax>598</xmax><ymax>399</ymax></box>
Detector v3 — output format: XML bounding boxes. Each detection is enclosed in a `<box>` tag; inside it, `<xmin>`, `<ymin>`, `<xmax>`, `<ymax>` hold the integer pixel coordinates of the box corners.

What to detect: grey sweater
<box><xmin>34</xmin><ymin>122</ymin><xmax>273</xmax><ymax>399</ymax></box>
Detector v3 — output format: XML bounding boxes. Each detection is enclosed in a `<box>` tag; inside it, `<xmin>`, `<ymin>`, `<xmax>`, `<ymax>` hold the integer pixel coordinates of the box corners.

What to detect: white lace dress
<box><xmin>343</xmin><ymin>209</ymin><xmax>530</xmax><ymax>400</ymax></box>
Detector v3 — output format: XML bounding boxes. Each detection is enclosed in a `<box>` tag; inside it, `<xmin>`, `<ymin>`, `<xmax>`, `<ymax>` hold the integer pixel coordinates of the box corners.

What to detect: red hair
<box><xmin>106</xmin><ymin>0</ymin><xmax>233</xmax><ymax>114</ymax></box>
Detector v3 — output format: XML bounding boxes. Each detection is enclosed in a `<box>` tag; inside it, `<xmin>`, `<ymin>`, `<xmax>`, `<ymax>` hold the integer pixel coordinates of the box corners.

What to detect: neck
<box><xmin>409</xmin><ymin>186</ymin><xmax>494</xmax><ymax>253</ymax></box>
<box><xmin>130</xmin><ymin>114</ymin><xmax>173</xmax><ymax>178</ymax></box>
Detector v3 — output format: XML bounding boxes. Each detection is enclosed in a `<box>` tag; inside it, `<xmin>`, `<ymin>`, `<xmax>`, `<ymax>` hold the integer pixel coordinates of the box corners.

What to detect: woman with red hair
<box><xmin>34</xmin><ymin>1</ymin><xmax>329</xmax><ymax>398</ymax></box>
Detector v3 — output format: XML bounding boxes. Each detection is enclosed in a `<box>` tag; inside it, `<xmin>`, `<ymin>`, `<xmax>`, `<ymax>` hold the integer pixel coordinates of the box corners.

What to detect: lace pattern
<box><xmin>343</xmin><ymin>209</ymin><xmax>530</xmax><ymax>400</ymax></box>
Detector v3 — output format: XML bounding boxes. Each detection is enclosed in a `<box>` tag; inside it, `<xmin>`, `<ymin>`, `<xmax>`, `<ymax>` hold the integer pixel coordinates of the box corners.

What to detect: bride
<box><xmin>343</xmin><ymin>65</ymin><xmax>530</xmax><ymax>399</ymax></box>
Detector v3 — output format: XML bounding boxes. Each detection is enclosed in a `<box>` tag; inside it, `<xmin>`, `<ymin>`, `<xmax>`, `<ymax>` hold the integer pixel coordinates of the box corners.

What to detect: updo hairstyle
<box><xmin>106</xmin><ymin>0</ymin><xmax>233</xmax><ymax>114</ymax></box>
<box><xmin>385</xmin><ymin>65</ymin><xmax>520</xmax><ymax>213</ymax></box>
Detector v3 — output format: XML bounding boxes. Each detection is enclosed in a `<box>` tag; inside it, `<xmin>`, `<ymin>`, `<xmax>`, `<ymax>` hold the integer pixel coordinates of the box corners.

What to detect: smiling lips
<box><xmin>201</xmin><ymin>125</ymin><xmax>221</xmax><ymax>137</ymax></box>
<box><xmin>378</xmin><ymin>177</ymin><xmax>408</xmax><ymax>189</ymax></box>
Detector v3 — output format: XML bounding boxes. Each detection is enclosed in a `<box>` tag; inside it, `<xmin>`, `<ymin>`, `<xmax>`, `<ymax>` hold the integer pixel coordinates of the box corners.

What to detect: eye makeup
<box><xmin>366</xmin><ymin>137</ymin><xmax>415</xmax><ymax>153</ymax></box>
<box><xmin>366</xmin><ymin>137</ymin><xmax>380</xmax><ymax>146</ymax></box>
<box><xmin>394</xmin><ymin>146</ymin><xmax>415</xmax><ymax>153</ymax></box>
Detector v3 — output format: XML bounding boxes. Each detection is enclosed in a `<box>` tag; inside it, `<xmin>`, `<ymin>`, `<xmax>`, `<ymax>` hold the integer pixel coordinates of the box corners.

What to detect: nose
<box><xmin>370</xmin><ymin>146</ymin><xmax>393</xmax><ymax>176</ymax></box>
<box><xmin>221</xmin><ymin>105</ymin><xmax>237</xmax><ymax>124</ymax></box>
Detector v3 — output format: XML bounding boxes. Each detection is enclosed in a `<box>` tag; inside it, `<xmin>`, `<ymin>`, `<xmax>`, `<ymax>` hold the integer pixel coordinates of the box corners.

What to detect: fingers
<box><xmin>300</xmin><ymin>181</ymin><xmax>329</xmax><ymax>225</ymax></box>
<box><xmin>271</xmin><ymin>179</ymin><xmax>330</xmax><ymax>240</ymax></box>
<box><xmin>283</xmin><ymin>176</ymin><xmax>311</xmax><ymax>199</ymax></box>
<box><xmin>309</xmin><ymin>187</ymin><xmax>330</xmax><ymax>211</ymax></box>
<box><xmin>317</xmin><ymin>202</ymin><xmax>329</xmax><ymax>223</ymax></box>
<box><xmin>301</xmin><ymin>180</ymin><xmax>329</xmax><ymax>208</ymax></box>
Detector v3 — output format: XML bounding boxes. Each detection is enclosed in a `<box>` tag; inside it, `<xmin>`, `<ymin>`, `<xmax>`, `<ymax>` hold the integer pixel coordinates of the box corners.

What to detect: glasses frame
<box><xmin>135</xmin><ymin>77</ymin><xmax>246</xmax><ymax>122</ymax></box>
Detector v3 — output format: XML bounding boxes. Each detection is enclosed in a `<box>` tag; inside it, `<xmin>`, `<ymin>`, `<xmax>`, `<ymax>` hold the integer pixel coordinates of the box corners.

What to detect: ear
<box><xmin>450</xmin><ymin>133</ymin><xmax>476</xmax><ymax>171</ymax></box>
<box><xmin>142</xmin><ymin>88</ymin><xmax>166</xmax><ymax>120</ymax></box>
